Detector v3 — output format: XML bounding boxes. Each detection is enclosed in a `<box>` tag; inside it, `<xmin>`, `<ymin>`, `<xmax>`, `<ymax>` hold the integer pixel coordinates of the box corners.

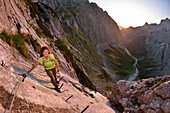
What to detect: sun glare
<box><xmin>108</xmin><ymin>1</ymin><xmax>157</xmax><ymax>28</ymax></box>
<box><xmin>89</xmin><ymin>0</ymin><xmax>163</xmax><ymax>28</ymax></box>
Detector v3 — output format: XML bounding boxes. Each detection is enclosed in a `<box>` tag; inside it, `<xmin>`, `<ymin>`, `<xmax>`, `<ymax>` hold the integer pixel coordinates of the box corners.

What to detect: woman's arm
<box><xmin>28</xmin><ymin>61</ymin><xmax>39</xmax><ymax>73</ymax></box>
<box><xmin>53</xmin><ymin>58</ymin><xmax>60</xmax><ymax>72</ymax></box>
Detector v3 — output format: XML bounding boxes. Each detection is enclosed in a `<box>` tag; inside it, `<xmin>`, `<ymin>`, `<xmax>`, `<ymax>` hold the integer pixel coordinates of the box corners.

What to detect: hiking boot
<box><xmin>55</xmin><ymin>87</ymin><xmax>61</xmax><ymax>93</ymax></box>
<box><xmin>56</xmin><ymin>80</ymin><xmax>59</xmax><ymax>84</ymax></box>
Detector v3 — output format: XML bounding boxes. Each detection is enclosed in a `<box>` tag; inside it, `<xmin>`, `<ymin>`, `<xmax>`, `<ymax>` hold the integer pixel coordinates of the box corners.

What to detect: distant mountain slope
<box><xmin>122</xmin><ymin>18</ymin><xmax>170</xmax><ymax>78</ymax></box>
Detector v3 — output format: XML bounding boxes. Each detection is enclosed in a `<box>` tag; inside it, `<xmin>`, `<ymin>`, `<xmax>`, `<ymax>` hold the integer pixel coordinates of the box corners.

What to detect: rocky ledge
<box><xmin>108</xmin><ymin>74</ymin><xmax>170</xmax><ymax>113</ymax></box>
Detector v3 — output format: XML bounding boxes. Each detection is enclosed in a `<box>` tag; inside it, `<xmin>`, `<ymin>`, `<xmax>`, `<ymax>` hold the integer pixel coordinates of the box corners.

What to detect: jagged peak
<box><xmin>143</xmin><ymin>22</ymin><xmax>158</xmax><ymax>27</ymax></box>
<box><xmin>143</xmin><ymin>18</ymin><xmax>170</xmax><ymax>27</ymax></box>
<box><xmin>160</xmin><ymin>18</ymin><xmax>170</xmax><ymax>24</ymax></box>
<box><xmin>144</xmin><ymin>22</ymin><xmax>149</xmax><ymax>26</ymax></box>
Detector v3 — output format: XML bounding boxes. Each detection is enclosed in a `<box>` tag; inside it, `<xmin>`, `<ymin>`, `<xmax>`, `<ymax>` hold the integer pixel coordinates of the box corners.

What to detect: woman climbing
<box><xmin>28</xmin><ymin>46</ymin><xmax>61</xmax><ymax>92</ymax></box>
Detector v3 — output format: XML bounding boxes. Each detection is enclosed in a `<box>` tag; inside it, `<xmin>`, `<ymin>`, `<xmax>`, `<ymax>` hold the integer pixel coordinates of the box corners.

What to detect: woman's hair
<box><xmin>40</xmin><ymin>46</ymin><xmax>50</xmax><ymax>57</ymax></box>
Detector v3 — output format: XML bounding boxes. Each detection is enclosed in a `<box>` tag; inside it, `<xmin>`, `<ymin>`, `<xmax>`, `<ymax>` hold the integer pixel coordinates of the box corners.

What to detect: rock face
<box><xmin>0</xmin><ymin>0</ymin><xmax>40</xmax><ymax>39</ymax></box>
<box><xmin>58</xmin><ymin>0</ymin><xmax>125</xmax><ymax>74</ymax></box>
<box><xmin>108</xmin><ymin>75</ymin><xmax>170</xmax><ymax>113</ymax></box>
<box><xmin>73</xmin><ymin>1</ymin><xmax>124</xmax><ymax>46</ymax></box>
<box><xmin>0</xmin><ymin>39</ymin><xmax>115</xmax><ymax>112</ymax></box>
<box><xmin>122</xmin><ymin>18</ymin><xmax>170</xmax><ymax>78</ymax></box>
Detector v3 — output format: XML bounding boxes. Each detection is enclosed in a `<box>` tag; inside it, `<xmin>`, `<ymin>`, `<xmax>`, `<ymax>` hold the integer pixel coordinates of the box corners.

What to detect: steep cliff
<box><xmin>122</xmin><ymin>18</ymin><xmax>170</xmax><ymax>79</ymax></box>
<box><xmin>56</xmin><ymin>0</ymin><xmax>135</xmax><ymax>80</ymax></box>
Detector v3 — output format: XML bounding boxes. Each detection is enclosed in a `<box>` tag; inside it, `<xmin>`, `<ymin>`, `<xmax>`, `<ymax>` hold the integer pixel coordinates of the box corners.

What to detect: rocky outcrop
<box><xmin>108</xmin><ymin>74</ymin><xmax>170</xmax><ymax>113</ymax></box>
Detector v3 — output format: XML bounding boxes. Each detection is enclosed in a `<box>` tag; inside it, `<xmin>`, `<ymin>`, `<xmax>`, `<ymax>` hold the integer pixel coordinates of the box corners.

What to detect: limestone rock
<box><xmin>154</xmin><ymin>81</ymin><xmax>170</xmax><ymax>99</ymax></box>
<box><xmin>161</xmin><ymin>99</ymin><xmax>170</xmax><ymax>113</ymax></box>
<box><xmin>108</xmin><ymin>75</ymin><xmax>170</xmax><ymax>113</ymax></box>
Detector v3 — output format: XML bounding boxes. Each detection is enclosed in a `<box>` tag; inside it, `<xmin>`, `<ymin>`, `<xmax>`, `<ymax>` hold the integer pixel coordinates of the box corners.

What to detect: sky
<box><xmin>89</xmin><ymin>0</ymin><xmax>170</xmax><ymax>28</ymax></box>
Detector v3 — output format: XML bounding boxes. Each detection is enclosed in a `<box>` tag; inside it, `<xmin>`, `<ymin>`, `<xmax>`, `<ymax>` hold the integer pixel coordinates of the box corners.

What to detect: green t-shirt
<box><xmin>38</xmin><ymin>54</ymin><xmax>55</xmax><ymax>70</ymax></box>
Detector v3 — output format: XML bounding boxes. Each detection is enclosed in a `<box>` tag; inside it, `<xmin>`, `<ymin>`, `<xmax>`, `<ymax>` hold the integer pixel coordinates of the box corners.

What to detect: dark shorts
<box><xmin>45</xmin><ymin>67</ymin><xmax>58</xmax><ymax>88</ymax></box>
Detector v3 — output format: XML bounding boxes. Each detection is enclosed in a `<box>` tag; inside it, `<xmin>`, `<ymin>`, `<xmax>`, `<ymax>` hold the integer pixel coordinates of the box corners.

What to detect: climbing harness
<box><xmin>42</xmin><ymin>54</ymin><xmax>55</xmax><ymax>69</ymax></box>
<box><xmin>42</xmin><ymin>54</ymin><xmax>52</xmax><ymax>63</ymax></box>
